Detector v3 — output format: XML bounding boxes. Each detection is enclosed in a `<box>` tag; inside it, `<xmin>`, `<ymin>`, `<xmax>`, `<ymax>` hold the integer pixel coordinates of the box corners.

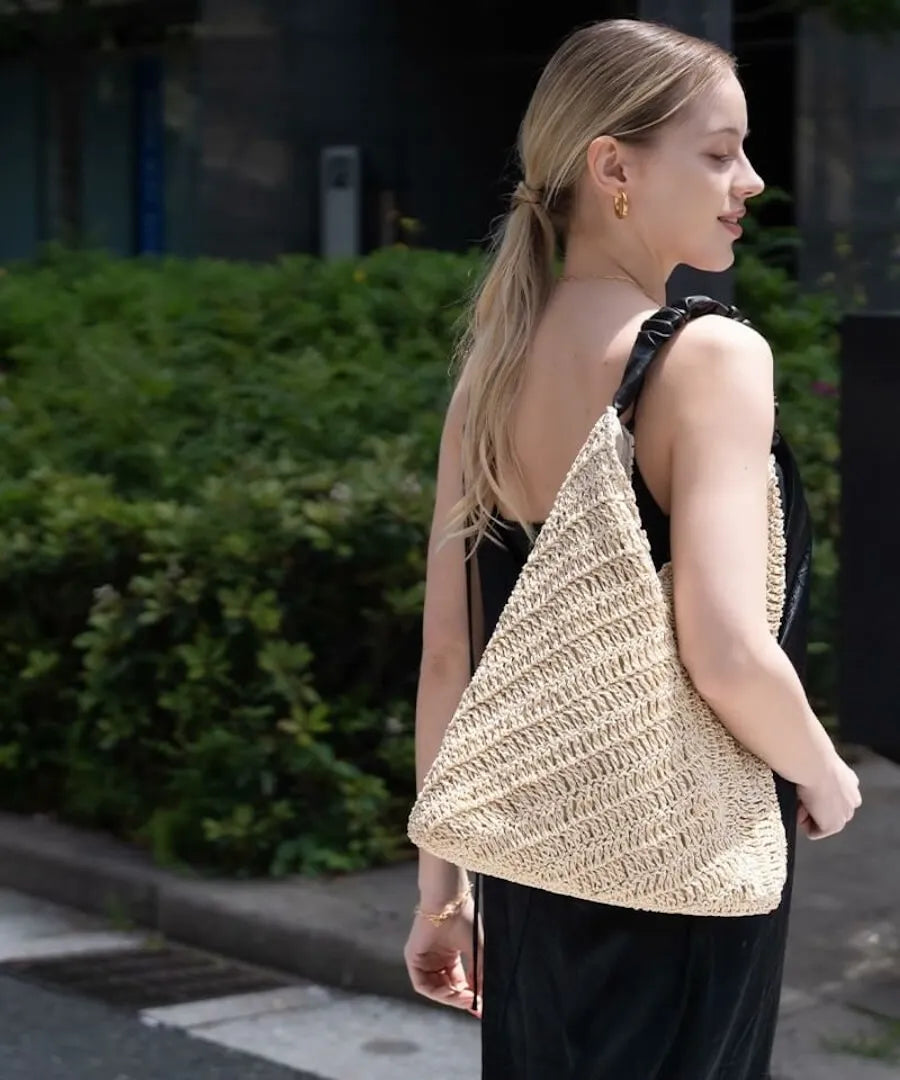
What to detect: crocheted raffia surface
<box><xmin>408</xmin><ymin>406</ymin><xmax>788</xmax><ymax>916</ymax></box>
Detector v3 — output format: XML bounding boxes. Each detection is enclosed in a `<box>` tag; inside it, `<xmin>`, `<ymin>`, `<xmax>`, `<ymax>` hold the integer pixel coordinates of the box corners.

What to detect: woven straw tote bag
<box><xmin>408</xmin><ymin>298</ymin><xmax>789</xmax><ymax>917</ymax></box>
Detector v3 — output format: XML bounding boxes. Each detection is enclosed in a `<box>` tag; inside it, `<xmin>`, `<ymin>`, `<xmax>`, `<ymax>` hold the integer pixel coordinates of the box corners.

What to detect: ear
<box><xmin>585</xmin><ymin>135</ymin><xmax>630</xmax><ymax>198</ymax></box>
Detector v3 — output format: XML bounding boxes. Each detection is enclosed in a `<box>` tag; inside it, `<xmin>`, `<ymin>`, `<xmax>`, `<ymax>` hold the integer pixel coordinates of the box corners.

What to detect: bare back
<box><xmin>496</xmin><ymin>287</ymin><xmax>669</xmax><ymax>522</ymax></box>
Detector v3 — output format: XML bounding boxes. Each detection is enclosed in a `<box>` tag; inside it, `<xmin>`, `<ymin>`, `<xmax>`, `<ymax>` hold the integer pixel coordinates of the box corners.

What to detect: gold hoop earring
<box><xmin>614</xmin><ymin>190</ymin><xmax>629</xmax><ymax>219</ymax></box>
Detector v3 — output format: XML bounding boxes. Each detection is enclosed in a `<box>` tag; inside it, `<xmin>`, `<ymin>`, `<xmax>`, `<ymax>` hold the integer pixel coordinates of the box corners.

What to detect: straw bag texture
<box><xmin>408</xmin><ymin>299</ymin><xmax>789</xmax><ymax>917</ymax></box>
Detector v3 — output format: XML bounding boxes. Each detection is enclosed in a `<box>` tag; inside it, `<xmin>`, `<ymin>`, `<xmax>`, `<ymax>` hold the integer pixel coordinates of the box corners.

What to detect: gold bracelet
<box><xmin>414</xmin><ymin>885</ymin><xmax>471</xmax><ymax>926</ymax></box>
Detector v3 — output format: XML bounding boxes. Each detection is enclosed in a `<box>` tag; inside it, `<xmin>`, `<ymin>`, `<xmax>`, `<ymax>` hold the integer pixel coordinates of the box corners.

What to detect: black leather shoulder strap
<box><xmin>612</xmin><ymin>295</ymin><xmax>754</xmax><ymax>417</ymax></box>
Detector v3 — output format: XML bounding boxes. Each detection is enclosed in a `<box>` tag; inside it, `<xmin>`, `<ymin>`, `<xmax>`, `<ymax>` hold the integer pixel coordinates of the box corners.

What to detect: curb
<box><xmin>0</xmin><ymin>812</ymin><xmax>416</xmax><ymax>1002</ymax></box>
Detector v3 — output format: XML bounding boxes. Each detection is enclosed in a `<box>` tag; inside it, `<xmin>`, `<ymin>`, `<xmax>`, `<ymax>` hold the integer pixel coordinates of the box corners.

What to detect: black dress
<box><xmin>473</xmin><ymin>299</ymin><xmax>813</xmax><ymax>1080</ymax></box>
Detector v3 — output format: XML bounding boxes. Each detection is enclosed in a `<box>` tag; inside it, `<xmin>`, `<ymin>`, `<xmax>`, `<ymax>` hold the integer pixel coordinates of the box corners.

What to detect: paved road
<box><xmin>0</xmin><ymin>886</ymin><xmax>480</xmax><ymax>1080</ymax></box>
<box><xmin>0</xmin><ymin>973</ymin><xmax>320</xmax><ymax>1080</ymax></box>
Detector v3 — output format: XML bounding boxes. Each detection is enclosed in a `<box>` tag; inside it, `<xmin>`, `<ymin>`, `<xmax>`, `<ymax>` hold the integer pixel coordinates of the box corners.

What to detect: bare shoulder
<box><xmin>675</xmin><ymin>311</ymin><xmax>771</xmax><ymax>357</ymax></box>
<box><xmin>658</xmin><ymin>313</ymin><xmax>773</xmax><ymax>398</ymax></box>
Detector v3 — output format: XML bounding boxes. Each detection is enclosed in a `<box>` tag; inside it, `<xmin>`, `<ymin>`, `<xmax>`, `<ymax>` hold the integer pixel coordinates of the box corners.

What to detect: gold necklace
<box><xmin>558</xmin><ymin>273</ymin><xmax>641</xmax><ymax>286</ymax></box>
<box><xmin>558</xmin><ymin>272</ymin><xmax>660</xmax><ymax>304</ymax></box>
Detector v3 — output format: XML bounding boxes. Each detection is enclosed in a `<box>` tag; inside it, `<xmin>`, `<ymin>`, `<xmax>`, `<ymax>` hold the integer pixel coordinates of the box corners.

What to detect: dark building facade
<box><xmin>0</xmin><ymin>0</ymin><xmax>896</xmax><ymax>309</ymax></box>
<box><xmin>194</xmin><ymin>0</ymin><xmax>634</xmax><ymax>259</ymax></box>
<box><xmin>192</xmin><ymin>0</ymin><xmax>789</xmax><ymax>261</ymax></box>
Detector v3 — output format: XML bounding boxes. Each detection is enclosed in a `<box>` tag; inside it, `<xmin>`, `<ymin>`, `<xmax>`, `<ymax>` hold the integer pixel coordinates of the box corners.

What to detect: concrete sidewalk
<box><xmin>0</xmin><ymin>752</ymin><xmax>896</xmax><ymax>1078</ymax></box>
<box><xmin>771</xmin><ymin>751</ymin><xmax>900</xmax><ymax>1078</ymax></box>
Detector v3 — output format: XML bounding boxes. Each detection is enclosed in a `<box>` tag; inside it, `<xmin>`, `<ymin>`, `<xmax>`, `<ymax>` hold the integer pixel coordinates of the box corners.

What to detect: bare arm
<box><xmin>659</xmin><ymin>316</ymin><xmax>838</xmax><ymax>787</ymax></box>
<box><xmin>413</xmin><ymin>385</ymin><xmax>471</xmax><ymax>905</ymax></box>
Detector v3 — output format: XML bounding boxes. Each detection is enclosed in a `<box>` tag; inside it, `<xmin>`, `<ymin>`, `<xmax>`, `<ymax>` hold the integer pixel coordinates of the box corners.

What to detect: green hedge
<box><xmin>0</xmin><ymin>238</ymin><xmax>840</xmax><ymax>876</ymax></box>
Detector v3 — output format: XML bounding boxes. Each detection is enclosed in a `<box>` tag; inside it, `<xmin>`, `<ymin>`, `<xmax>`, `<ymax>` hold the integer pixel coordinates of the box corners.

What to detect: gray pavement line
<box><xmin>0</xmin><ymin>930</ymin><xmax>149</xmax><ymax>964</ymax></box>
<box><xmin>141</xmin><ymin>986</ymin><xmax>338</xmax><ymax>1030</ymax></box>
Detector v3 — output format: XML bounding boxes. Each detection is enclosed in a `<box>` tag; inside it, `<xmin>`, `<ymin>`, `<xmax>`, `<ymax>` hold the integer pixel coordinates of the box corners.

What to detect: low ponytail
<box><xmin>445</xmin><ymin>181</ymin><xmax>559</xmax><ymax>549</ymax></box>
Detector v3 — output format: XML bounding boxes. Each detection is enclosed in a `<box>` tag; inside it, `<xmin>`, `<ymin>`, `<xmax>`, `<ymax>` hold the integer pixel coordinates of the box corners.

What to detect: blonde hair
<box><xmin>446</xmin><ymin>19</ymin><xmax>735</xmax><ymax>550</ymax></box>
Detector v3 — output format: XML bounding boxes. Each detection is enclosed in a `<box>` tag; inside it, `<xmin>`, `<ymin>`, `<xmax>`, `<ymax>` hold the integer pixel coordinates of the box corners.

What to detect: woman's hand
<box><xmin>404</xmin><ymin>895</ymin><xmax>483</xmax><ymax>1018</ymax></box>
<box><xmin>797</xmin><ymin>801</ymin><xmax>813</xmax><ymax>836</ymax></box>
<box><xmin>797</xmin><ymin>757</ymin><xmax>861</xmax><ymax>839</ymax></box>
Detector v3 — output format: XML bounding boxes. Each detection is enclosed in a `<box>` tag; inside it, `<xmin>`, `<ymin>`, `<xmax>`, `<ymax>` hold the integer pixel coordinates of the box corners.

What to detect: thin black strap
<box><xmin>460</xmin><ymin>399</ymin><xmax>482</xmax><ymax>1014</ymax></box>
<box><xmin>611</xmin><ymin>295</ymin><xmax>752</xmax><ymax>417</ymax></box>
<box><xmin>463</xmin><ymin>528</ymin><xmax>482</xmax><ymax>1016</ymax></box>
<box><xmin>464</xmin><ymin>530</ymin><xmax>475</xmax><ymax>677</ymax></box>
<box><xmin>471</xmin><ymin>869</ymin><xmax>481</xmax><ymax>1015</ymax></box>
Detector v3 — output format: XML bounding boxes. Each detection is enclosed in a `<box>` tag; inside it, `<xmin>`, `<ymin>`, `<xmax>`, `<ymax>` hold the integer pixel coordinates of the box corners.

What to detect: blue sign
<box><xmin>135</xmin><ymin>56</ymin><xmax>165</xmax><ymax>254</ymax></box>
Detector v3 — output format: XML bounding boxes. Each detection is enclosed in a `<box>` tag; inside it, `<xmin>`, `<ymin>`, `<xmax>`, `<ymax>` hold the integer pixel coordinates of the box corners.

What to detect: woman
<box><xmin>404</xmin><ymin>18</ymin><xmax>860</xmax><ymax>1080</ymax></box>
